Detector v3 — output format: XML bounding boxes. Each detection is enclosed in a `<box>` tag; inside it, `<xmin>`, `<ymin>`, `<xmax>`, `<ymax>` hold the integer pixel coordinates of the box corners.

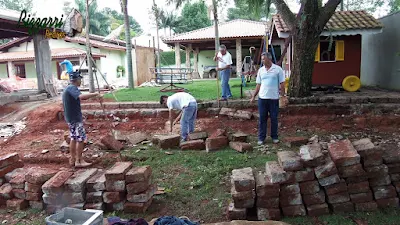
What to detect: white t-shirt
<box><xmin>167</xmin><ymin>92</ymin><xmax>197</xmax><ymax>110</ymax></box>
<box><xmin>256</xmin><ymin>64</ymin><xmax>285</xmax><ymax>100</ymax></box>
<box><xmin>217</xmin><ymin>51</ymin><xmax>233</xmax><ymax>69</ymax></box>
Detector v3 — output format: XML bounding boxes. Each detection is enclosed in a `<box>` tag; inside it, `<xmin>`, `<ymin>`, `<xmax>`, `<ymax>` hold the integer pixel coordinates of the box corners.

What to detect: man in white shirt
<box><xmin>213</xmin><ymin>44</ymin><xmax>233</xmax><ymax>101</ymax></box>
<box><xmin>250</xmin><ymin>52</ymin><xmax>285</xmax><ymax>145</ymax></box>
<box><xmin>160</xmin><ymin>92</ymin><xmax>198</xmax><ymax>142</ymax></box>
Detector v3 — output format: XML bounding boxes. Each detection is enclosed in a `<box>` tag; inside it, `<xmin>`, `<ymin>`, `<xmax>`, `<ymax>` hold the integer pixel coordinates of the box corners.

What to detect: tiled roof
<box><xmin>162</xmin><ymin>19</ymin><xmax>269</xmax><ymax>42</ymax></box>
<box><xmin>64</xmin><ymin>36</ymin><xmax>126</xmax><ymax>51</ymax></box>
<box><xmin>0</xmin><ymin>48</ymin><xmax>106</xmax><ymax>62</ymax></box>
<box><xmin>273</xmin><ymin>11</ymin><xmax>383</xmax><ymax>33</ymax></box>
<box><xmin>0</xmin><ymin>37</ymin><xmax>32</xmax><ymax>52</ymax></box>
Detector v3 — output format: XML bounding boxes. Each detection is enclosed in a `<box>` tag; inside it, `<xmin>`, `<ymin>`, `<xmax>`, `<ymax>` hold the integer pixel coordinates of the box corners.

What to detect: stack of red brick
<box><xmin>0</xmin><ymin>153</ymin><xmax>24</xmax><ymax>208</ymax></box>
<box><xmin>228</xmin><ymin>138</ymin><xmax>400</xmax><ymax>221</ymax></box>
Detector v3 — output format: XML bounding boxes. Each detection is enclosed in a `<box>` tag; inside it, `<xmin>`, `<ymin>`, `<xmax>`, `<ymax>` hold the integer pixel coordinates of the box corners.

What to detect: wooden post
<box><xmin>85</xmin><ymin>0</ymin><xmax>94</xmax><ymax>93</ymax></box>
<box><xmin>212</xmin><ymin>0</ymin><xmax>220</xmax><ymax>107</ymax></box>
<box><xmin>236</xmin><ymin>39</ymin><xmax>242</xmax><ymax>78</ymax></box>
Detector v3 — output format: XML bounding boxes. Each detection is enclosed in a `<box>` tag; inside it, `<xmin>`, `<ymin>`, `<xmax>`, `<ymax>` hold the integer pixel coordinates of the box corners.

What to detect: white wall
<box><xmin>0</xmin><ymin>64</ymin><xmax>7</xmax><ymax>78</ymax></box>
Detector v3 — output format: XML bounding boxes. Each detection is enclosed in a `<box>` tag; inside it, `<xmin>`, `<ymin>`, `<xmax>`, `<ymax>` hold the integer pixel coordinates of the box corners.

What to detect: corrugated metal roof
<box><xmin>0</xmin><ymin>48</ymin><xmax>106</xmax><ymax>62</ymax></box>
<box><xmin>273</xmin><ymin>11</ymin><xmax>383</xmax><ymax>33</ymax></box>
<box><xmin>162</xmin><ymin>19</ymin><xmax>269</xmax><ymax>43</ymax></box>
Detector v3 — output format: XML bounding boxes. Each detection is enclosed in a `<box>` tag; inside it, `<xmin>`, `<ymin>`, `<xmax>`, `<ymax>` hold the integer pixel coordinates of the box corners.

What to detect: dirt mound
<box><xmin>26</xmin><ymin>103</ymin><xmax>62</xmax><ymax>131</ymax></box>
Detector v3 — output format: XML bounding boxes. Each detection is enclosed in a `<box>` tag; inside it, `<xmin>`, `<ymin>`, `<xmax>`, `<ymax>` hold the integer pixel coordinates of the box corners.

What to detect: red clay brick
<box><xmin>376</xmin><ymin>197</ymin><xmax>399</xmax><ymax>208</ymax></box>
<box><xmin>280</xmin><ymin>183</ymin><xmax>300</xmax><ymax>196</ymax></box>
<box><xmin>350</xmin><ymin>191</ymin><xmax>373</xmax><ymax>203</ymax></box>
<box><xmin>230</xmin><ymin>132</ymin><xmax>248</xmax><ymax>142</ymax></box>
<box><xmin>103</xmin><ymin>192</ymin><xmax>125</xmax><ymax>204</ymax></box>
<box><xmin>0</xmin><ymin>161</ymin><xmax>24</xmax><ymax>178</ymax></box>
<box><xmin>231</xmin><ymin>186</ymin><xmax>255</xmax><ymax>208</ymax></box>
<box><xmin>231</xmin><ymin>167</ymin><xmax>255</xmax><ymax>192</ymax></box>
<box><xmin>7</xmin><ymin>199</ymin><xmax>28</xmax><ymax>210</ymax></box>
<box><xmin>65</xmin><ymin>168</ymin><xmax>98</xmax><ymax>192</ymax></box>
<box><xmin>105</xmin><ymin>180</ymin><xmax>126</xmax><ymax>192</ymax></box>
<box><xmin>188</xmin><ymin>132</ymin><xmax>208</xmax><ymax>141</ymax></box>
<box><xmin>86</xmin><ymin>170</ymin><xmax>106</xmax><ymax>192</ymax></box>
<box><xmin>255</xmin><ymin>173</ymin><xmax>280</xmax><ymax>198</ymax></box>
<box><xmin>126</xmin><ymin>166</ymin><xmax>152</xmax><ymax>183</ymax></box>
<box><xmin>324</xmin><ymin>179</ymin><xmax>347</xmax><ymax>195</ymax></box>
<box><xmin>227</xmin><ymin>202</ymin><xmax>247</xmax><ymax>220</ymax></box>
<box><xmin>12</xmin><ymin>189</ymin><xmax>25</xmax><ymax>199</ymax></box>
<box><xmin>372</xmin><ymin>185</ymin><xmax>397</xmax><ymax>199</ymax></box>
<box><xmin>346</xmin><ymin>176</ymin><xmax>369</xmax><ymax>183</ymax></box>
<box><xmin>295</xmin><ymin>168</ymin><xmax>315</xmax><ymax>182</ymax></box>
<box><xmin>280</xmin><ymin>193</ymin><xmax>303</xmax><ymax>207</ymax></box>
<box><xmin>233</xmin><ymin>110</ymin><xmax>253</xmax><ymax>120</ymax></box>
<box><xmin>352</xmin><ymin>138</ymin><xmax>381</xmax><ymax>157</ymax></box>
<box><xmin>365</xmin><ymin>164</ymin><xmax>389</xmax><ymax>178</ymax></box>
<box><xmin>126</xmin><ymin>180</ymin><xmax>151</xmax><ymax>194</ymax></box>
<box><xmin>26</xmin><ymin>191</ymin><xmax>42</xmax><ymax>201</ymax></box>
<box><xmin>5</xmin><ymin>167</ymin><xmax>24</xmax><ymax>182</ymax></box>
<box><xmin>105</xmin><ymin>162</ymin><xmax>133</xmax><ymax>181</ymax></box>
<box><xmin>390</xmin><ymin>173</ymin><xmax>400</xmax><ymax>182</ymax></box>
<box><xmin>348</xmin><ymin>181</ymin><xmax>370</xmax><ymax>194</ymax></box>
<box><xmin>256</xmin><ymin>197</ymin><xmax>279</xmax><ymax>208</ymax></box>
<box><xmin>283</xmin><ymin>136</ymin><xmax>309</xmax><ymax>148</ymax></box>
<box><xmin>299</xmin><ymin>180</ymin><xmax>320</xmax><ymax>195</ymax></box>
<box><xmin>369</xmin><ymin>175</ymin><xmax>391</xmax><ymax>187</ymax></box>
<box><xmin>257</xmin><ymin>208</ymin><xmax>281</xmax><ymax>221</ymax></box>
<box><xmin>209</xmin><ymin>128</ymin><xmax>227</xmax><ymax>138</ymax></box>
<box><xmin>282</xmin><ymin>205</ymin><xmax>306</xmax><ymax>217</ymax></box>
<box><xmin>303</xmin><ymin>190</ymin><xmax>326</xmax><ymax>205</ymax></box>
<box><xmin>307</xmin><ymin>203</ymin><xmax>330</xmax><ymax>216</ymax></box>
<box><xmin>10</xmin><ymin>174</ymin><xmax>25</xmax><ymax>189</ymax></box>
<box><xmin>387</xmin><ymin>163</ymin><xmax>400</xmax><ymax>174</ymax></box>
<box><xmin>42</xmin><ymin>171</ymin><xmax>74</xmax><ymax>195</ymax></box>
<box><xmin>229</xmin><ymin>142</ymin><xmax>253</xmax><ymax>153</ymax></box>
<box><xmin>25</xmin><ymin>168</ymin><xmax>57</xmax><ymax>185</ymax></box>
<box><xmin>338</xmin><ymin>163</ymin><xmax>366</xmax><ymax>178</ymax></box>
<box><xmin>86</xmin><ymin>192</ymin><xmax>103</xmax><ymax>203</ymax></box>
<box><xmin>155</xmin><ymin>134</ymin><xmax>181</xmax><ymax>149</ymax></box>
<box><xmin>328</xmin><ymin>139</ymin><xmax>360</xmax><ymax>167</ymax></box>
<box><xmin>124</xmin><ymin>197</ymin><xmax>153</xmax><ymax>213</ymax></box>
<box><xmin>126</xmin><ymin>132</ymin><xmax>148</xmax><ymax>145</ymax></box>
<box><xmin>329</xmin><ymin>201</ymin><xmax>354</xmax><ymax>213</ymax></box>
<box><xmin>318</xmin><ymin>174</ymin><xmax>341</xmax><ymax>187</ymax></box>
<box><xmin>0</xmin><ymin>183</ymin><xmax>13</xmax><ymax>200</ymax></box>
<box><xmin>127</xmin><ymin>184</ymin><xmax>157</xmax><ymax>203</ymax></box>
<box><xmin>0</xmin><ymin>153</ymin><xmax>19</xmax><ymax>169</ymax></box>
<box><xmin>314</xmin><ymin>160</ymin><xmax>338</xmax><ymax>179</ymax></box>
<box><xmin>180</xmin><ymin>140</ymin><xmax>205</xmax><ymax>150</ymax></box>
<box><xmin>62</xmin><ymin>192</ymin><xmax>85</xmax><ymax>204</ymax></box>
<box><xmin>299</xmin><ymin>143</ymin><xmax>325</xmax><ymax>167</ymax></box>
<box><xmin>382</xmin><ymin>145</ymin><xmax>400</xmax><ymax>164</ymax></box>
<box><xmin>282</xmin><ymin>172</ymin><xmax>296</xmax><ymax>185</ymax></box>
<box><xmin>100</xmin><ymin>134</ymin><xmax>124</xmax><ymax>151</ymax></box>
<box><xmin>277</xmin><ymin>151</ymin><xmax>303</xmax><ymax>171</ymax></box>
<box><xmin>205</xmin><ymin>136</ymin><xmax>229</xmax><ymax>152</ymax></box>
<box><xmin>354</xmin><ymin>201</ymin><xmax>378</xmax><ymax>212</ymax></box>
<box><xmin>363</xmin><ymin>151</ymin><xmax>383</xmax><ymax>167</ymax></box>
<box><xmin>84</xmin><ymin>202</ymin><xmax>105</xmax><ymax>210</ymax></box>
<box><xmin>43</xmin><ymin>193</ymin><xmax>62</xmax><ymax>205</ymax></box>
<box><xmin>265</xmin><ymin>161</ymin><xmax>287</xmax><ymax>184</ymax></box>
<box><xmin>394</xmin><ymin>181</ymin><xmax>400</xmax><ymax>192</ymax></box>
<box><xmin>327</xmin><ymin>192</ymin><xmax>350</xmax><ymax>204</ymax></box>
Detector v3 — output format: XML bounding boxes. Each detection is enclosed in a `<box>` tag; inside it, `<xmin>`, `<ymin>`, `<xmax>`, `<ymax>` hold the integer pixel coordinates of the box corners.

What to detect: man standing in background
<box><xmin>250</xmin><ymin>52</ymin><xmax>285</xmax><ymax>145</ymax></box>
<box><xmin>214</xmin><ymin>44</ymin><xmax>233</xmax><ymax>101</ymax></box>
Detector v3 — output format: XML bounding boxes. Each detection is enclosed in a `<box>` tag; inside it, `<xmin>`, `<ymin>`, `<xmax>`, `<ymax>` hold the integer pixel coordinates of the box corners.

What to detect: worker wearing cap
<box><xmin>62</xmin><ymin>72</ymin><xmax>102</xmax><ymax>168</ymax></box>
<box><xmin>250</xmin><ymin>52</ymin><xmax>285</xmax><ymax>146</ymax></box>
<box><xmin>213</xmin><ymin>44</ymin><xmax>233</xmax><ymax>101</ymax></box>
<box><xmin>160</xmin><ymin>92</ymin><xmax>198</xmax><ymax>142</ymax></box>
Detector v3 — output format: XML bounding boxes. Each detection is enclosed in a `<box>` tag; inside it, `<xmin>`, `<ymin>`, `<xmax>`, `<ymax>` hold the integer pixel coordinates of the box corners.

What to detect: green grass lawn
<box><xmin>105</xmin><ymin>79</ymin><xmax>256</xmax><ymax>102</ymax></box>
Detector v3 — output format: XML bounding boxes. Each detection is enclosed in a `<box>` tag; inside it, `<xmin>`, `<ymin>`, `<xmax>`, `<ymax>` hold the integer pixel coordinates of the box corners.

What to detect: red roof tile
<box><xmin>64</xmin><ymin>36</ymin><xmax>126</xmax><ymax>51</ymax></box>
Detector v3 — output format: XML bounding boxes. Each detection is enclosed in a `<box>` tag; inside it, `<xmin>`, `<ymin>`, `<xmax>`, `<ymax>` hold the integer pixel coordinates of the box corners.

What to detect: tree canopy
<box><xmin>227</xmin><ymin>0</ymin><xmax>276</xmax><ymax>21</ymax></box>
<box><xmin>173</xmin><ymin>0</ymin><xmax>212</xmax><ymax>34</ymax></box>
<box><xmin>0</xmin><ymin>0</ymin><xmax>33</xmax><ymax>12</ymax></box>
<box><xmin>75</xmin><ymin>0</ymin><xmax>110</xmax><ymax>36</ymax></box>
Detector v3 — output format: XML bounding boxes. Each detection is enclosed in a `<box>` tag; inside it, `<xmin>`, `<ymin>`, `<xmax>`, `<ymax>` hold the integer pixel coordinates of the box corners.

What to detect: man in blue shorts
<box><xmin>62</xmin><ymin>72</ymin><xmax>102</xmax><ymax>168</ymax></box>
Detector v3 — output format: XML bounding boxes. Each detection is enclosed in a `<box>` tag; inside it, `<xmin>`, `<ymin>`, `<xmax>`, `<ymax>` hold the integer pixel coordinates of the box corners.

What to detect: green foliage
<box><xmin>389</xmin><ymin>0</ymin><xmax>400</xmax><ymax>13</ymax></box>
<box><xmin>174</xmin><ymin>0</ymin><xmax>212</xmax><ymax>34</ymax></box>
<box><xmin>102</xmin><ymin>7</ymin><xmax>143</xmax><ymax>37</ymax></box>
<box><xmin>339</xmin><ymin>0</ymin><xmax>385</xmax><ymax>15</ymax></box>
<box><xmin>228</xmin><ymin>0</ymin><xmax>276</xmax><ymax>21</ymax></box>
<box><xmin>75</xmin><ymin>0</ymin><xmax>110</xmax><ymax>36</ymax></box>
<box><xmin>159</xmin><ymin>10</ymin><xmax>180</xmax><ymax>36</ymax></box>
<box><xmin>0</xmin><ymin>0</ymin><xmax>33</xmax><ymax>12</ymax></box>
<box><xmin>160</xmin><ymin>50</ymin><xmax>186</xmax><ymax>66</ymax></box>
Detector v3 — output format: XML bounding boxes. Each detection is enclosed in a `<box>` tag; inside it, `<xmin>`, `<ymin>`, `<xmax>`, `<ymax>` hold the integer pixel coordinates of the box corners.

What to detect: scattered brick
<box><xmin>219</xmin><ymin>108</ymin><xmax>236</xmax><ymax>117</ymax></box>
<box><xmin>277</xmin><ymin>151</ymin><xmax>303</xmax><ymax>171</ymax></box>
<box><xmin>26</xmin><ymin>192</ymin><xmax>42</xmax><ymax>201</ymax></box>
<box><xmin>354</xmin><ymin>201</ymin><xmax>378</xmax><ymax>212</ymax></box>
<box><xmin>299</xmin><ymin>143</ymin><xmax>325</xmax><ymax>167</ymax></box>
<box><xmin>307</xmin><ymin>203</ymin><xmax>330</xmax><ymax>217</ymax></box>
<box><xmin>314</xmin><ymin>160</ymin><xmax>338</xmax><ymax>179</ymax></box>
<box><xmin>105</xmin><ymin>180</ymin><xmax>126</xmax><ymax>192</ymax></box>
<box><xmin>387</xmin><ymin>163</ymin><xmax>400</xmax><ymax>174</ymax></box>
<box><xmin>0</xmin><ymin>161</ymin><xmax>24</xmax><ymax>178</ymax></box>
<box><xmin>318</xmin><ymin>174</ymin><xmax>341</xmax><ymax>187</ymax></box>
<box><xmin>363</xmin><ymin>151</ymin><xmax>383</xmax><ymax>167</ymax></box>
<box><xmin>7</xmin><ymin>199</ymin><xmax>28</xmax><ymax>210</ymax></box>
<box><xmin>352</xmin><ymin>138</ymin><xmax>380</xmax><ymax>157</ymax></box>
<box><xmin>230</xmin><ymin>132</ymin><xmax>248</xmax><ymax>142</ymax></box>
<box><xmin>382</xmin><ymin>145</ymin><xmax>400</xmax><ymax>164</ymax></box>
<box><xmin>87</xmin><ymin>170</ymin><xmax>106</xmax><ymax>192</ymax></box>
<box><xmin>127</xmin><ymin>179</ymin><xmax>151</xmax><ymax>194</ymax></box>
<box><xmin>329</xmin><ymin>201</ymin><xmax>354</xmax><ymax>213</ymax></box>
<box><xmin>328</xmin><ymin>139</ymin><xmax>360</xmax><ymax>167</ymax></box>
<box><xmin>0</xmin><ymin>153</ymin><xmax>19</xmax><ymax>169</ymax></box>
<box><xmin>12</xmin><ymin>189</ymin><xmax>25</xmax><ymax>199</ymax></box>
<box><xmin>229</xmin><ymin>142</ymin><xmax>253</xmax><ymax>153</ymax></box>
<box><xmin>62</xmin><ymin>192</ymin><xmax>85</xmax><ymax>204</ymax></box>
<box><xmin>84</xmin><ymin>202</ymin><xmax>105</xmax><ymax>210</ymax></box>
<box><xmin>376</xmin><ymin>197</ymin><xmax>399</xmax><ymax>208</ymax></box>
<box><xmin>188</xmin><ymin>132</ymin><xmax>208</xmax><ymax>141</ymax></box>
<box><xmin>265</xmin><ymin>161</ymin><xmax>287</xmax><ymax>184</ymax></box>
<box><xmin>280</xmin><ymin>193</ymin><xmax>303</xmax><ymax>207</ymax></box>
<box><xmin>105</xmin><ymin>162</ymin><xmax>133</xmax><ymax>181</ymax></box>
<box><xmin>256</xmin><ymin>197</ymin><xmax>280</xmax><ymax>208</ymax></box>
<box><xmin>10</xmin><ymin>174</ymin><xmax>25</xmax><ymax>189</ymax></box>
<box><xmin>231</xmin><ymin>167</ymin><xmax>255</xmax><ymax>192</ymax></box>
<box><xmin>25</xmin><ymin>168</ymin><xmax>57</xmax><ymax>185</ymax></box>
<box><xmin>124</xmin><ymin>197</ymin><xmax>153</xmax><ymax>213</ymax></box>
<box><xmin>5</xmin><ymin>168</ymin><xmax>24</xmax><ymax>182</ymax></box>
<box><xmin>126</xmin><ymin>166</ymin><xmax>152</xmax><ymax>183</ymax></box>
<box><xmin>180</xmin><ymin>140</ymin><xmax>205</xmax><ymax>150</ymax></box>
<box><xmin>127</xmin><ymin>184</ymin><xmax>157</xmax><ymax>203</ymax></box>
<box><xmin>348</xmin><ymin>181</ymin><xmax>370</xmax><ymax>194</ymax></box>
<box><xmin>100</xmin><ymin>134</ymin><xmax>124</xmax><ymax>151</ymax></box>
<box><xmin>372</xmin><ymin>185</ymin><xmax>397</xmax><ymax>199</ymax></box>
<box><xmin>346</xmin><ymin>176</ymin><xmax>369</xmax><ymax>183</ymax></box>
<box><xmin>86</xmin><ymin>191</ymin><xmax>103</xmax><ymax>203</ymax></box>
<box><xmin>364</xmin><ymin>164</ymin><xmax>389</xmax><ymax>178</ymax></box>
<box><xmin>338</xmin><ymin>164</ymin><xmax>366</xmax><ymax>178</ymax></box>
<box><xmin>280</xmin><ymin>183</ymin><xmax>300</xmax><ymax>196</ymax></box>
<box><xmin>369</xmin><ymin>174</ymin><xmax>391</xmax><ymax>187</ymax></box>
<box><xmin>350</xmin><ymin>191</ymin><xmax>373</xmax><ymax>203</ymax></box>
<box><xmin>327</xmin><ymin>192</ymin><xmax>350</xmax><ymax>204</ymax></box>
<box><xmin>255</xmin><ymin>173</ymin><xmax>280</xmax><ymax>198</ymax></box>
<box><xmin>103</xmin><ymin>192</ymin><xmax>126</xmax><ymax>204</ymax></box>
<box><xmin>282</xmin><ymin>172</ymin><xmax>296</xmax><ymax>185</ymax></box>
<box><xmin>209</xmin><ymin>129</ymin><xmax>227</xmax><ymax>138</ymax></box>
<box><xmin>233</xmin><ymin>110</ymin><xmax>253</xmax><ymax>120</ymax></box>
<box><xmin>231</xmin><ymin>187</ymin><xmax>255</xmax><ymax>208</ymax></box>
<box><xmin>390</xmin><ymin>173</ymin><xmax>400</xmax><ymax>182</ymax></box>
<box><xmin>257</xmin><ymin>208</ymin><xmax>281</xmax><ymax>221</ymax></box>
<box><xmin>227</xmin><ymin>202</ymin><xmax>247</xmax><ymax>220</ymax></box>
<box><xmin>205</xmin><ymin>136</ymin><xmax>229</xmax><ymax>152</ymax></box>
<box><xmin>42</xmin><ymin>171</ymin><xmax>74</xmax><ymax>196</ymax></box>
<box><xmin>281</xmin><ymin>205</ymin><xmax>306</xmax><ymax>217</ymax></box>
<box><xmin>106</xmin><ymin>201</ymin><xmax>125</xmax><ymax>211</ymax></box>
<box><xmin>324</xmin><ymin>179</ymin><xmax>347</xmax><ymax>195</ymax></box>
<box><xmin>283</xmin><ymin>136</ymin><xmax>309</xmax><ymax>148</ymax></box>
<box><xmin>126</xmin><ymin>132</ymin><xmax>148</xmax><ymax>145</ymax></box>
<box><xmin>0</xmin><ymin>183</ymin><xmax>13</xmax><ymax>200</ymax></box>
<box><xmin>303</xmin><ymin>190</ymin><xmax>326</xmax><ymax>205</ymax></box>
<box><xmin>295</xmin><ymin>168</ymin><xmax>315</xmax><ymax>182</ymax></box>
<box><xmin>29</xmin><ymin>201</ymin><xmax>44</xmax><ymax>210</ymax></box>
<box><xmin>299</xmin><ymin>180</ymin><xmax>320</xmax><ymax>195</ymax></box>
<box><xmin>25</xmin><ymin>182</ymin><xmax>42</xmax><ymax>193</ymax></box>
<box><xmin>65</xmin><ymin>168</ymin><xmax>98</xmax><ymax>192</ymax></box>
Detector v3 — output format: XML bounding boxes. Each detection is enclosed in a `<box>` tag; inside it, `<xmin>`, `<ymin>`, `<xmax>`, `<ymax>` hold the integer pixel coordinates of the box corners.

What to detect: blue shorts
<box><xmin>68</xmin><ymin>122</ymin><xmax>87</xmax><ymax>142</ymax></box>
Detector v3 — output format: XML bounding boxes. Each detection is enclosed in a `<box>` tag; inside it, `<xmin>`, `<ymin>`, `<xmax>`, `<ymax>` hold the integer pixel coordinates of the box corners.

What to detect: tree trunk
<box><xmin>122</xmin><ymin>0</ymin><xmax>134</xmax><ymax>89</ymax></box>
<box><xmin>212</xmin><ymin>0</ymin><xmax>220</xmax><ymax>107</ymax></box>
<box><xmin>85</xmin><ymin>0</ymin><xmax>95</xmax><ymax>93</ymax></box>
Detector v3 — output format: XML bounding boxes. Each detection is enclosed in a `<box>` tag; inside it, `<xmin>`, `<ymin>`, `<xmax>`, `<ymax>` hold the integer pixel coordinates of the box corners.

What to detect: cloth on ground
<box><xmin>108</xmin><ymin>216</ymin><xmax>148</xmax><ymax>225</ymax></box>
<box><xmin>153</xmin><ymin>216</ymin><xmax>199</xmax><ymax>225</ymax></box>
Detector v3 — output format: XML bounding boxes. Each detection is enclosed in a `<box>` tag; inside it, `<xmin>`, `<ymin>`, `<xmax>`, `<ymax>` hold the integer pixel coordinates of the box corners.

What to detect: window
<box><xmin>15</xmin><ymin>64</ymin><xmax>26</xmax><ymax>78</ymax></box>
<box><xmin>315</xmin><ymin>40</ymin><xmax>345</xmax><ymax>62</ymax></box>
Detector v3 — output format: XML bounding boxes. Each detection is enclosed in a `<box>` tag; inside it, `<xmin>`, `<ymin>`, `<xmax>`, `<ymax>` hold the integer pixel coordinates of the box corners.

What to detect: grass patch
<box><xmin>105</xmin><ymin>79</ymin><xmax>256</xmax><ymax>102</ymax></box>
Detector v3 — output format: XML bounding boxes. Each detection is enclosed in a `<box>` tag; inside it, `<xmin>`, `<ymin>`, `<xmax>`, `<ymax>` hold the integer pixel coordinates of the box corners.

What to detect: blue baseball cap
<box><xmin>69</xmin><ymin>71</ymin><xmax>83</xmax><ymax>81</ymax></box>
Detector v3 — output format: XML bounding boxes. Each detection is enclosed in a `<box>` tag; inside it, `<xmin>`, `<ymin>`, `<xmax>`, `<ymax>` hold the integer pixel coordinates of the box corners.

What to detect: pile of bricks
<box><xmin>227</xmin><ymin>138</ymin><xmax>400</xmax><ymax>220</ymax></box>
<box><xmin>42</xmin><ymin>170</ymin><xmax>74</xmax><ymax>213</ymax></box>
<box><xmin>0</xmin><ymin>153</ymin><xmax>24</xmax><ymax>208</ymax></box>
<box><xmin>85</xmin><ymin>169</ymin><xmax>106</xmax><ymax>210</ymax></box>
<box><xmin>104</xmin><ymin>162</ymin><xmax>132</xmax><ymax>211</ymax></box>
<box><xmin>125</xmin><ymin>166</ymin><xmax>155</xmax><ymax>213</ymax></box>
